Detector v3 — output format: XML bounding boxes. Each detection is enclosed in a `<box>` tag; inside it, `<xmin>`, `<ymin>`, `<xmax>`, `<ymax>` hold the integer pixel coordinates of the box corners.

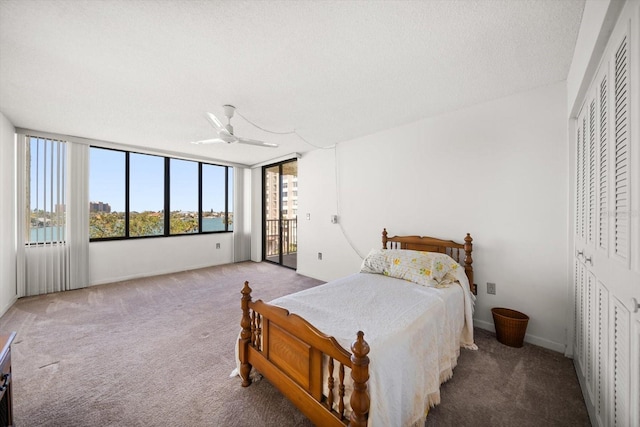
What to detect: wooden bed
<box><xmin>238</xmin><ymin>229</ymin><xmax>474</xmax><ymax>427</ymax></box>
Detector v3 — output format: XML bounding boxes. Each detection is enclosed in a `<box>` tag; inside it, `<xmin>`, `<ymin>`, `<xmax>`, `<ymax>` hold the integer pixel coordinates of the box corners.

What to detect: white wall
<box><xmin>296</xmin><ymin>82</ymin><xmax>569</xmax><ymax>352</ymax></box>
<box><xmin>297</xmin><ymin>147</ymin><xmax>362</xmax><ymax>279</ymax></box>
<box><xmin>89</xmin><ymin>232</ymin><xmax>234</xmax><ymax>285</ymax></box>
<box><xmin>0</xmin><ymin>113</ymin><xmax>18</xmax><ymax>315</ymax></box>
<box><xmin>251</xmin><ymin>167</ymin><xmax>262</xmax><ymax>262</ymax></box>
<box><xmin>233</xmin><ymin>167</ymin><xmax>252</xmax><ymax>263</ymax></box>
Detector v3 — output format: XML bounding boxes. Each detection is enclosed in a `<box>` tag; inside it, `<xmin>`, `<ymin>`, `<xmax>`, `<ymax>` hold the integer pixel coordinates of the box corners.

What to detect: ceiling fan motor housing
<box><xmin>223</xmin><ymin>104</ymin><xmax>236</xmax><ymax>119</ymax></box>
<box><xmin>222</xmin><ymin>104</ymin><xmax>236</xmax><ymax>140</ymax></box>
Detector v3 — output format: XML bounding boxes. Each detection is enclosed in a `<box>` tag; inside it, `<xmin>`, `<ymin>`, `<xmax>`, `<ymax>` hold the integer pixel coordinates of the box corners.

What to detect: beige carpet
<box><xmin>0</xmin><ymin>261</ymin><xmax>589</xmax><ymax>426</ymax></box>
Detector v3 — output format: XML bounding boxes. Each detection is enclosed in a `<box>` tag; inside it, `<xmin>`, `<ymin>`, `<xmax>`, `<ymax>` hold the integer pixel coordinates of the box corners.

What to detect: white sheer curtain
<box><xmin>16</xmin><ymin>134</ymin><xmax>89</xmax><ymax>297</ymax></box>
<box><xmin>66</xmin><ymin>142</ymin><xmax>89</xmax><ymax>290</ymax></box>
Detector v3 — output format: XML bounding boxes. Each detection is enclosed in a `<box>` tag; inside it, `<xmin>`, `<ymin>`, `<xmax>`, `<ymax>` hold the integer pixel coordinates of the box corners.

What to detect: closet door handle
<box><xmin>576</xmin><ymin>250</ymin><xmax>584</xmax><ymax>257</ymax></box>
<box><xmin>632</xmin><ymin>298</ymin><xmax>640</xmax><ymax>314</ymax></box>
<box><xmin>584</xmin><ymin>256</ymin><xmax>593</xmax><ymax>266</ymax></box>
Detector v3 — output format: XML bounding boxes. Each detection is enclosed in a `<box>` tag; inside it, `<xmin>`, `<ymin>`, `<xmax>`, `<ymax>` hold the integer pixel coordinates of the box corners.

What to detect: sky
<box><xmin>88</xmin><ymin>147</ymin><xmax>231</xmax><ymax>212</ymax></box>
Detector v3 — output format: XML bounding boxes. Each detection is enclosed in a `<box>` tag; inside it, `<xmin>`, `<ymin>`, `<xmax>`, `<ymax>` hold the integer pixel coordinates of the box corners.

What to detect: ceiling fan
<box><xmin>192</xmin><ymin>105</ymin><xmax>278</xmax><ymax>148</ymax></box>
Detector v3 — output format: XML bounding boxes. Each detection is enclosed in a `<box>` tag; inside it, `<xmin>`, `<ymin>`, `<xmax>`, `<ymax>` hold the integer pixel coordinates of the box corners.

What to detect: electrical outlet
<box><xmin>318</xmin><ymin>252</ymin><xmax>323</xmax><ymax>260</ymax></box>
<box><xmin>216</xmin><ymin>243</ymin><xmax>221</xmax><ymax>249</ymax></box>
<box><xmin>487</xmin><ymin>282</ymin><xmax>496</xmax><ymax>295</ymax></box>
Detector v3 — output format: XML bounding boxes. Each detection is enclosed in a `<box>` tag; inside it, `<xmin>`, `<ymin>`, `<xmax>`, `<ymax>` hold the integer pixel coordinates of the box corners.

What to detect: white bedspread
<box><xmin>268</xmin><ymin>269</ymin><xmax>476</xmax><ymax>427</ymax></box>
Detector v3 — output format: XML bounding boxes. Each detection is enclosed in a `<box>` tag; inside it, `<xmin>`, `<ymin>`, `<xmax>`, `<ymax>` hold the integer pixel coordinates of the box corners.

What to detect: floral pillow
<box><xmin>360</xmin><ymin>248</ymin><xmax>461</xmax><ymax>287</ymax></box>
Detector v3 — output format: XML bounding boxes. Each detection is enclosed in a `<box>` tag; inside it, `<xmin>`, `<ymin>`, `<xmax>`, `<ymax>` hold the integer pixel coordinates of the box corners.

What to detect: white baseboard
<box><xmin>474</xmin><ymin>318</ymin><xmax>566</xmax><ymax>354</ymax></box>
<box><xmin>0</xmin><ymin>295</ymin><xmax>18</xmax><ymax>318</ymax></box>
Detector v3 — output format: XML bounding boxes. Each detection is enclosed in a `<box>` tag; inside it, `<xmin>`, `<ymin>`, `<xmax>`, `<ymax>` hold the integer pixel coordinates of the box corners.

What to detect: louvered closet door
<box><xmin>572</xmin><ymin>2</ymin><xmax>639</xmax><ymax>426</ymax></box>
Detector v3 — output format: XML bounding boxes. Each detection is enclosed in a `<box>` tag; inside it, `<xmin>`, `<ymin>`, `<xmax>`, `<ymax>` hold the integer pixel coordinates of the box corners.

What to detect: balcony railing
<box><xmin>265</xmin><ymin>218</ymin><xmax>297</xmax><ymax>257</ymax></box>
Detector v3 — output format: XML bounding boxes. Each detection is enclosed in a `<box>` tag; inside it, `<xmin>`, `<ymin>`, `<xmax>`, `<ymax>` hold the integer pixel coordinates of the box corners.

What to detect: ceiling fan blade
<box><xmin>199</xmin><ymin>107</ymin><xmax>277</xmax><ymax>148</ymax></box>
<box><xmin>237</xmin><ymin>137</ymin><xmax>278</xmax><ymax>148</ymax></box>
<box><xmin>205</xmin><ymin>112</ymin><xmax>225</xmax><ymax>132</ymax></box>
<box><xmin>191</xmin><ymin>138</ymin><xmax>225</xmax><ymax>145</ymax></box>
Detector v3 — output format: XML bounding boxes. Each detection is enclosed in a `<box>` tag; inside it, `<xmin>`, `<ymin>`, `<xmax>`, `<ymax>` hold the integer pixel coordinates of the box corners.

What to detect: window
<box><xmin>170</xmin><ymin>159</ymin><xmax>198</xmax><ymax>235</ymax></box>
<box><xmin>89</xmin><ymin>147</ymin><xmax>233</xmax><ymax>240</ymax></box>
<box><xmin>202</xmin><ymin>163</ymin><xmax>227</xmax><ymax>232</ymax></box>
<box><xmin>27</xmin><ymin>137</ymin><xmax>67</xmax><ymax>243</ymax></box>
<box><xmin>129</xmin><ymin>153</ymin><xmax>165</xmax><ymax>237</ymax></box>
<box><xmin>89</xmin><ymin>148</ymin><xmax>125</xmax><ymax>239</ymax></box>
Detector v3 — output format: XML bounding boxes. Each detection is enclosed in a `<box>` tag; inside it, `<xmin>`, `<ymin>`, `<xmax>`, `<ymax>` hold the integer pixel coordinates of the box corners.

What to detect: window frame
<box><xmin>89</xmin><ymin>146</ymin><xmax>233</xmax><ymax>242</ymax></box>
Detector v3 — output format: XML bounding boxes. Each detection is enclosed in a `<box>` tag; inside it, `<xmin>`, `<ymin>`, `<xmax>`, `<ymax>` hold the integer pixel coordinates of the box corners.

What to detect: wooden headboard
<box><xmin>382</xmin><ymin>228</ymin><xmax>476</xmax><ymax>294</ymax></box>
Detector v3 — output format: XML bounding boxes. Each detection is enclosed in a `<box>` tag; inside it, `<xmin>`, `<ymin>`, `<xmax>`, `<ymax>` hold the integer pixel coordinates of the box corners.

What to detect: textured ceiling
<box><xmin>0</xmin><ymin>0</ymin><xmax>585</xmax><ymax>166</ymax></box>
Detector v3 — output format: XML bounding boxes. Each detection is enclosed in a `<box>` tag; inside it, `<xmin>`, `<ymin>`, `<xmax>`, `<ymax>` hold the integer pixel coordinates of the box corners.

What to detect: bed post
<box><xmin>239</xmin><ymin>281</ymin><xmax>253</xmax><ymax>387</ymax></box>
<box><xmin>349</xmin><ymin>331</ymin><xmax>370</xmax><ymax>427</ymax></box>
<box><xmin>382</xmin><ymin>228</ymin><xmax>388</xmax><ymax>249</ymax></box>
<box><xmin>463</xmin><ymin>233</ymin><xmax>474</xmax><ymax>294</ymax></box>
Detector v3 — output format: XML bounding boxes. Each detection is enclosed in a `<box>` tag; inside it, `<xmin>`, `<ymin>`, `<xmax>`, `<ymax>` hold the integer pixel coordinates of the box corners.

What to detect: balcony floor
<box><xmin>265</xmin><ymin>252</ymin><xmax>297</xmax><ymax>270</ymax></box>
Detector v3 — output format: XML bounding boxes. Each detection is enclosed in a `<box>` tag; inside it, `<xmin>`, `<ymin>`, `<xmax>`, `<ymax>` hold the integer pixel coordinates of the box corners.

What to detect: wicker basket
<box><xmin>491</xmin><ymin>307</ymin><xmax>529</xmax><ymax>348</ymax></box>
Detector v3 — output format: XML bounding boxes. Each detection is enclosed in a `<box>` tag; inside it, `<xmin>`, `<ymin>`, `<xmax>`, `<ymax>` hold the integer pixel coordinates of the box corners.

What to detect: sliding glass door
<box><xmin>263</xmin><ymin>159</ymin><xmax>297</xmax><ymax>269</ymax></box>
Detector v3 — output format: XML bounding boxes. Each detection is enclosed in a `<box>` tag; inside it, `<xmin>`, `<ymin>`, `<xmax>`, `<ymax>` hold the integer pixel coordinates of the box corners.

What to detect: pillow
<box><xmin>360</xmin><ymin>248</ymin><xmax>389</xmax><ymax>274</ymax></box>
<box><xmin>360</xmin><ymin>248</ymin><xmax>461</xmax><ymax>287</ymax></box>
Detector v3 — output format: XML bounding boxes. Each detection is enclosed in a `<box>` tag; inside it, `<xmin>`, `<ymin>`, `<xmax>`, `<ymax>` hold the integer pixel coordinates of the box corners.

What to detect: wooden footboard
<box><xmin>239</xmin><ymin>281</ymin><xmax>370</xmax><ymax>427</ymax></box>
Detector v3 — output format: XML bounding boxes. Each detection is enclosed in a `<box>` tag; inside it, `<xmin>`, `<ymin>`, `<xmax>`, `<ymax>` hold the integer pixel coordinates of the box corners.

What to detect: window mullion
<box><xmin>164</xmin><ymin>157</ymin><xmax>170</xmax><ymax>236</ymax></box>
<box><xmin>198</xmin><ymin>163</ymin><xmax>203</xmax><ymax>233</ymax></box>
<box><xmin>224</xmin><ymin>166</ymin><xmax>229</xmax><ymax>232</ymax></box>
<box><xmin>125</xmin><ymin>152</ymin><xmax>130</xmax><ymax>238</ymax></box>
